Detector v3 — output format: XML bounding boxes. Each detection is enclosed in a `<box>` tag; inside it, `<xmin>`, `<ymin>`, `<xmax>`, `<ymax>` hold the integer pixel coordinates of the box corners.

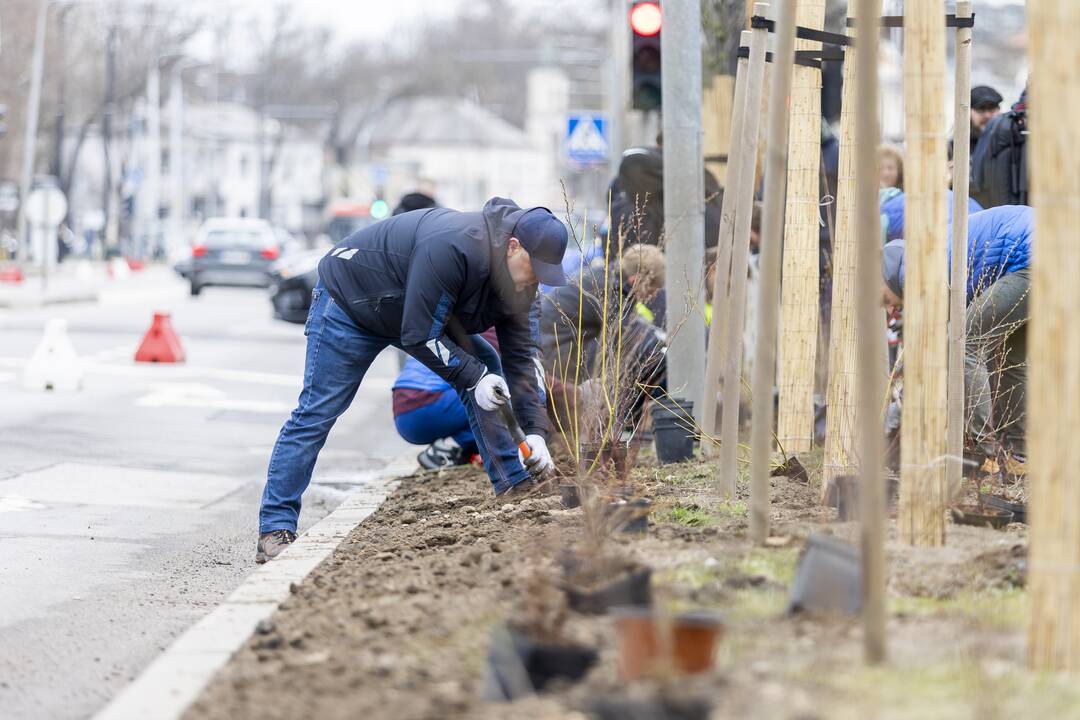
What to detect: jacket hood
<box><xmin>481</xmin><ymin>196</ymin><xmax>540</xmax><ymax>307</ymax></box>
<box><xmin>482</xmin><ymin>197</ymin><xmax>535</xmax><ymax>250</ymax></box>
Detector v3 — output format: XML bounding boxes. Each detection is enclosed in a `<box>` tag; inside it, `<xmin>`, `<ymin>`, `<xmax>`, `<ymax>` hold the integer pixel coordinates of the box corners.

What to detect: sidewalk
<box><xmin>0</xmin><ymin>260</ymin><xmax>183</xmax><ymax>309</ymax></box>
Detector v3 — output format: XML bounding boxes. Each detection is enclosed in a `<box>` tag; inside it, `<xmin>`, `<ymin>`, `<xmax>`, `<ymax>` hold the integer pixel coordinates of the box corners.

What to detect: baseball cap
<box><xmin>513</xmin><ymin>209</ymin><xmax>569</xmax><ymax>286</ymax></box>
<box><xmin>971</xmin><ymin>85</ymin><xmax>1003</xmax><ymax>110</ymax></box>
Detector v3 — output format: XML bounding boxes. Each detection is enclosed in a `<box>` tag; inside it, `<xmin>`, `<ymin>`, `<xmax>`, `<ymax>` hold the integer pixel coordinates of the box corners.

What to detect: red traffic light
<box><xmin>629</xmin><ymin>2</ymin><xmax>662</xmax><ymax>36</ymax></box>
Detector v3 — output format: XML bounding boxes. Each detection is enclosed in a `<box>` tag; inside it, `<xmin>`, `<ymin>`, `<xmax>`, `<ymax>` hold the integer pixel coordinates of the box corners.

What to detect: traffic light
<box><xmin>630</xmin><ymin>2</ymin><xmax>662</xmax><ymax>111</ymax></box>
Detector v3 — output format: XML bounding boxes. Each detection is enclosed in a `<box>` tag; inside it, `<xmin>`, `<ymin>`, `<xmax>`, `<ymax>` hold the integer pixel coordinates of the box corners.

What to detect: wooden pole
<box><xmin>718</xmin><ymin>18</ymin><xmax>769</xmax><ymax>497</ymax></box>
<box><xmin>749</xmin><ymin>0</ymin><xmax>797</xmax><ymax>544</ymax></box>
<box><xmin>898</xmin><ymin>0</ymin><xmax>949</xmax><ymax>547</ymax></box>
<box><xmin>703</xmin><ymin>75</ymin><xmax>737</xmax><ymax>182</ymax></box>
<box><xmin>1027</xmin><ymin>0</ymin><xmax>1080</xmax><ymax>672</ymax></box>
<box><xmin>821</xmin><ymin>14</ymin><xmax>861</xmax><ymax>493</ymax></box>
<box><xmin>776</xmin><ymin>0</ymin><xmax>826</xmax><ymax>455</ymax></box>
<box><xmin>946</xmin><ymin>1</ymin><xmax>973</xmax><ymax>499</ymax></box>
<box><xmin>702</xmin><ymin>35</ymin><xmax>751</xmax><ymax>463</ymax></box>
<box><xmin>854</xmin><ymin>0</ymin><xmax>886</xmax><ymax>665</ymax></box>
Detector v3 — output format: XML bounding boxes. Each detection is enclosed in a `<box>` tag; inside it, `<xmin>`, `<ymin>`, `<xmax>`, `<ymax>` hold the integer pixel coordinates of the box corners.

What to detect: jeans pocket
<box><xmin>304</xmin><ymin>288</ymin><xmax>323</xmax><ymax>336</ymax></box>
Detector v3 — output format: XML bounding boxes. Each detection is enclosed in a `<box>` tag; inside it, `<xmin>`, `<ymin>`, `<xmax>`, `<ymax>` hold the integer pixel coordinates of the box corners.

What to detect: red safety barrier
<box><xmin>0</xmin><ymin>265</ymin><xmax>24</xmax><ymax>283</ymax></box>
<box><xmin>135</xmin><ymin>312</ymin><xmax>186</xmax><ymax>363</ymax></box>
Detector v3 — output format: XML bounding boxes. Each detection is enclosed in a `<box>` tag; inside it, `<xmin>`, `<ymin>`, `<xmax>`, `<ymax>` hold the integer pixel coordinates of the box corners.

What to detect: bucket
<box><xmin>651</xmin><ymin>398</ymin><xmax>695</xmax><ymax>464</ymax></box>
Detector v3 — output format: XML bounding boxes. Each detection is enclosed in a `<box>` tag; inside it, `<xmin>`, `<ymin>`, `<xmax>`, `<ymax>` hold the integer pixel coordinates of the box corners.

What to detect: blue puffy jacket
<box><xmin>886</xmin><ymin>205</ymin><xmax>1032</xmax><ymax>303</ymax></box>
<box><xmin>953</xmin><ymin>204</ymin><xmax>1032</xmax><ymax>300</ymax></box>
<box><xmin>880</xmin><ymin>189</ymin><xmax>983</xmax><ymax>242</ymax></box>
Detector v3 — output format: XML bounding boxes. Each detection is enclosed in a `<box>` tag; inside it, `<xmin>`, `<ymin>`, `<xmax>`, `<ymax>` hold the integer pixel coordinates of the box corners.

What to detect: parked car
<box><xmin>269</xmin><ymin>248</ymin><xmax>324</xmax><ymax>324</ymax></box>
<box><xmin>189</xmin><ymin>218</ymin><xmax>280</xmax><ymax>296</ymax></box>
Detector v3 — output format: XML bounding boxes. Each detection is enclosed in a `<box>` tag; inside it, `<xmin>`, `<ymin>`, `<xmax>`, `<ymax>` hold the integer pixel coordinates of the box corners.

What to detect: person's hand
<box><xmin>519</xmin><ymin>434</ymin><xmax>554</xmax><ymax>476</ymax></box>
<box><xmin>473</xmin><ymin>373</ymin><xmax>510</xmax><ymax>412</ymax></box>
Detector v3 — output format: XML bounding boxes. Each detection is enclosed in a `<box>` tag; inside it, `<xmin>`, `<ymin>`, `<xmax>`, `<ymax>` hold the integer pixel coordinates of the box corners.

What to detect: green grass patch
<box><xmin>661</xmin><ymin>503</ymin><xmax>717</xmax><ymax>527</ymax></box>
<box><xmin>890</xmin><ymin>587</ymin><xmax>1028</xmax><ymax>630</ymax></box>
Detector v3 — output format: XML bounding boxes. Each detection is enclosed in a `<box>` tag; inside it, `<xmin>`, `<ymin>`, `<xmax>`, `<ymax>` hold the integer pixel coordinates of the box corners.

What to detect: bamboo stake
<box><xmin>898</xmin><ymin>0</ymin><xmax>949</xmax><ymax>547</ymax></box>
<box><xmin>821</xmin><ymin>13</ymin><xmax>861</xmax><ymax>494</ymax></box>
<box><xmin>854</xmin><ymin>0</ymin><xmax>885</xmax><ymax>665</ymax></box>
<box><xmin>718</xmin><ymin>18</ymin><xmax>769</xmax><ymax>497</ymax></box>
<box><xmin>776</xmin><ymin>0</ymin><xmax>826</xmax><ymax>455</ymax></box>
<box><xmin>1027</xmin><ymin>0</ymin><xmax>1080</xmax><ymax>672</ymax></box>
<box><xmin>701</xmin><ymin>35</ymin><xmax>751</xmax><ymax>461</ymax></box>
<box><xmin>750</xmin><ymin>0</ymin><xmax>797</xmax><ymax>544</ymax></box>
<box><xmin>946</xmin><ymin>1</ymin><xmax>973</xmax><ymax>499</ymax></box>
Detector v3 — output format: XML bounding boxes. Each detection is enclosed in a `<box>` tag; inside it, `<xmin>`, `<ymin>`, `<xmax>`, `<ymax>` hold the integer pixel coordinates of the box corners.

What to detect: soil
<box><xmin>186</xmin><ymin>451</ymin><xmax>1080</xmax><ymax>720</ymax></box>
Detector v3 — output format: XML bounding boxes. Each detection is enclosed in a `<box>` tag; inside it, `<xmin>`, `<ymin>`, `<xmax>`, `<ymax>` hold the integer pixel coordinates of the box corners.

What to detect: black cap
<box><xmin>513</xmin><ymin>209</ymin><xmax>568</xmax><ymax>286</ymax></box>
<box><xmin>971</xmin><ymin>85</ymin><xmax>1003</xmax><ymax>110</ymax></box>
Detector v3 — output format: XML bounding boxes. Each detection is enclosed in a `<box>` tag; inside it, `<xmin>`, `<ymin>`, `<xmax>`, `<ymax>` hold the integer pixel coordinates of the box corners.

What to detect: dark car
<box><xmin>269</xmin><ymin>248</ymin><xmax>324</xmax><ymax>323</ymax></box>
<box><xmin>189</xmin><ymin>218</ymin><xmax>280</xmax><ymax>296</ymax></box>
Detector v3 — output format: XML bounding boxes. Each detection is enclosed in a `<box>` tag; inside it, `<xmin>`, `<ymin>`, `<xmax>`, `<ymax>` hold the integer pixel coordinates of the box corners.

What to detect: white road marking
<box><xmin>0</xmin><ymin>495</ymin><xmax>47</xmax><ymax>513</ymax></box>
<box><xmin>135</xmin><ymin>383</ymin><xmax>293</xmax><ymax>413</ymax></box>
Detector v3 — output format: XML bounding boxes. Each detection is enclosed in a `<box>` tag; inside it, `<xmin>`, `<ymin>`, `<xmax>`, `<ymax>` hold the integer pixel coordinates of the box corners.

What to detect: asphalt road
<box><xmin>0</xmin><ymin>269</ymin><xmax>411</xmax><ymax>719</ymax></box>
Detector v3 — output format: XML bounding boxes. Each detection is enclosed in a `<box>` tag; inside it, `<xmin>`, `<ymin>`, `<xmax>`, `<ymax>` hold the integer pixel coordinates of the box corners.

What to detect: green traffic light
<box><xmin>370</xmin><ymin>199</ymin><xmax>389</xmax><ymax>219</ymax></box>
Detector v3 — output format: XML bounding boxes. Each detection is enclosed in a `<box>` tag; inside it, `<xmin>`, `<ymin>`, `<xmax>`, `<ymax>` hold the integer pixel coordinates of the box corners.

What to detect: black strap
<box><xmin>736</xmin><ymin>46</ymin><xmax>845</xmax><ymax>68</ymax></box>
<box><xmin>750</xmin><ymin>14</ymin><xmax>773</xmax><ymax>31</ymax></box>
<box><xmin>796</xmin><ymin>26</ymin><xmax>853</xmax><ymax>47</ymax></box>
<box><xmin>846</xmin><ymin>13</ymin><xmax>975</xmax><ymax>28</ymax></box>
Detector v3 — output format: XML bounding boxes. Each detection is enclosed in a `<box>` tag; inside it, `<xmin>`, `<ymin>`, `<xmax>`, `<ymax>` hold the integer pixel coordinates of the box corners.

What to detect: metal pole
<box><xmin>606</xmin><ymin>0</ymin><xmax>627</xmax><ymax>170</ymax></box>
<box><xmin>16</xmin><ymin>0</ymin><xmax>50</xmax><ymax>263</ymax></box>
<box><xmin>169</xmin><ymin>64</ymin><xmax>186</xmax><ymax>251</ymax></box>
<box><xmin>947</xmin><ymin>0</ymin><xmax>973</xmax><ymax>499</ymax></box>
<box><xmin>661</xmin><ymin>0</ymin><xmax>705</xmax><ymax>417</ymax></box>
<box><xmin>51</xmin><ymin>5</ymin><xmax>70</xmax><ymax>182</ymax></box>
<box><xmin>855</xmin><ymin>0</ymin><xmax>886</xmax><ymax>666</ymax></box>
<box><xmin>145</xmin><ymin>56</ymin><xmax>162</xmax><ymax>259</ymax></box>
<box><xmin>102</xmin><ymin>25</ymin><xmax>117</xmax><ymax>256</ymax></box>
<box><xmin>749</xmin><ymin>0</ymin><xmax>797</xmax><ymax>544</ymax></box>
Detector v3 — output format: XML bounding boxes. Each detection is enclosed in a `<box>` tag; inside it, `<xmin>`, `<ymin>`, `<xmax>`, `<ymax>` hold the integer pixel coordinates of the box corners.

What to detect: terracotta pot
<box><xmin>611</xmin><ymin>606</ymin><xmax>660</xmax><ymax>681</ymax></box>
<box><xmin>671</xmin><ymin>610</ymin><xmax>724</xmax><ymax>674</ymax></box>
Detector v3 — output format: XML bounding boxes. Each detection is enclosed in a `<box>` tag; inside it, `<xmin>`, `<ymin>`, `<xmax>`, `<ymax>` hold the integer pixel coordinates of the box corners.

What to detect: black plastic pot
<box><xmin>564</xmin><ymin>565</ymin><xmax>652</xmax><ymax>614</ymax></box>
<box><xmin>607</xmin><ymin>497</ymin><xmax>653</xmax><ymax>534</ymax></box>
<box><xmin>788</xmin><ymin>533</ymin><xmax>862</xmax><ymax>615</ymax></box>
<box><xmin>979</xmin><ymin>492</ymin><xmax>1026</xmax><ymax>524</ymax></box>
<box><xmin>560</xmin><ymin>483</ymin><xmax>582</xmax><ymax>509</ymax></box>
<box><xmin>651</xmin><ymin>398</ymin><xmax>695</xmax><ymax>464</ymax></box>
<box><xmin>482</xmin><ymin>626</ymin><xmax>598</xmax><ymax>701</ymax></box>
<box><xmin>950</xmin><ymin>504</ymin><xmax>1013</xmax><ymax>529</ymax></box>
<box><xmin>590</xmin><ymin>696</ymin><xmax>712</xmax><ymax>720</ymax></box>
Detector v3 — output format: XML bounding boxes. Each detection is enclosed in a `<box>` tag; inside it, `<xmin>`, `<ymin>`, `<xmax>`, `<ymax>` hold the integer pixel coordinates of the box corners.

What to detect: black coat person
<box><xmin>256</xmin><ymin>197</ymin><xmax>568</xmax><ymax>563</ymax></box>
<box><xmin>608</xmin><ymin>147</ymin><xmax>723</xmax><ymax>249</ymax></box>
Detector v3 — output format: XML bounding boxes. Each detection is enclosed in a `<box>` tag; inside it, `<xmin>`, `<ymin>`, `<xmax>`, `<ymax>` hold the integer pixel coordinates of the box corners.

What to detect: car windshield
<box><xmin>205</xmin><ymin>229</ymin><xmax>270</xmax><ymax>248</ymax></box>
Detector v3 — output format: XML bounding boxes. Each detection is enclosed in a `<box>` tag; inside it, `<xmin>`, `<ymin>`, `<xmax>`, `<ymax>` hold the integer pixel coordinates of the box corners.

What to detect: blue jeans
<box><xmin>394</xmin><ymin>389</ymin><xmax>478</xmax><ymax>454</ymax></box>
<box><xmin>259</xmin><ymin>284</ymin><xmax>530</xmax><ymax>533</ymax></box>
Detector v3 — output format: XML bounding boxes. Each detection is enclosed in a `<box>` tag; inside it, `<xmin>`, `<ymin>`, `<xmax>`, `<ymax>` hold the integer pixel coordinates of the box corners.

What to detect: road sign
<box><xmin>25</xmin><ymin>185</ymin><xmax>67</xmax><ymax>227</ymax></box>
<box><xmin>565</xmin><ymin>113</ymin><xmax>609</xmax><ymax>166</ymax></box>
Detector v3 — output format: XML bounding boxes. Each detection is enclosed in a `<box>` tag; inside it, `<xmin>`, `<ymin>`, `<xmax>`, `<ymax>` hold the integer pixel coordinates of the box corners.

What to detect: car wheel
<box><xmin>190</xmin><ymin>280</ymin><xmax>203</xmax><ymax>296</ymax></box>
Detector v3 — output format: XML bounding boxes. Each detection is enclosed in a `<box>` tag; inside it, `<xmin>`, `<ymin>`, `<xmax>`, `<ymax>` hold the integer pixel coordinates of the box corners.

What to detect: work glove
<box><xmin>519</xmin><ymin>434</ymin><xmax>554</xmax><ymax>477</ymax></box>
<box><xmin>472</xmin><ymin>372</ymin><xmax>510</xmax><ymax>412</ymax></box>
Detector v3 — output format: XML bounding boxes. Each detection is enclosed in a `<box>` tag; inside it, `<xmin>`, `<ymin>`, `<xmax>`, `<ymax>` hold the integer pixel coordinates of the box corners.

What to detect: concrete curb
<box><xmin>93</xmin><ymin>455</ymin><xmax>417</xmax><ymax>720</ymax></box>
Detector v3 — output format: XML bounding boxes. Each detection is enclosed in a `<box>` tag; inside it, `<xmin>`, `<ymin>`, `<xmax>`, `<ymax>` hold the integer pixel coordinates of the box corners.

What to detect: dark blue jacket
<box><xmin>319</xmin><ymin>197</ymin><xmax>548</xmax><ymax>437</ymax></box>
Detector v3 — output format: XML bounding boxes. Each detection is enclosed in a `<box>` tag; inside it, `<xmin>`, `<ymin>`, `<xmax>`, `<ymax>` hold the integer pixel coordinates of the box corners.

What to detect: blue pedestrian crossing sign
<box><xmin>565</xmin><ymin>114</ymin><xmax>609</xmax><ymax>165</ymax></box>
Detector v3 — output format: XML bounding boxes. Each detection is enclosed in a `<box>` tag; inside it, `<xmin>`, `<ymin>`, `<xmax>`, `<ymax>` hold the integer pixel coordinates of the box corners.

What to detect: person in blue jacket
<box><xmin>880</xmin><ymin>189</ymin><xmax>983</xmax><ymax>243</ymax></box>
<box><xmin>881</xmin><ymin>205</ymin><xmax>1032</xmax><ymax>469</ymax></box>
<box><xmin>393</xmin><ymin>329</ymin><xmax>501</xmax><ymax>469</ymax></box>
<box><xmin>256</xmin><ymin>197</ymin><xmax>567</xmax><ymax>562</ymax></box>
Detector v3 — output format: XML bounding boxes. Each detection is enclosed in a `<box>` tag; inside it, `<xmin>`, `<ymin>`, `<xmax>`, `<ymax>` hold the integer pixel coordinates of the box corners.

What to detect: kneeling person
<box><xmin>257</xmin><ymin>198</ymin><xmax>567</xmax><ymax>562</ymax></box>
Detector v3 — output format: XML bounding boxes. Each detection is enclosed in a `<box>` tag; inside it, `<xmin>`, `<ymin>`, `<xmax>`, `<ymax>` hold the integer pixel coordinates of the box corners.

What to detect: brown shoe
<box><xmin>256</xmin><ymin>529</ymin><xmax>297</xmax><ymax>563</ymax></box>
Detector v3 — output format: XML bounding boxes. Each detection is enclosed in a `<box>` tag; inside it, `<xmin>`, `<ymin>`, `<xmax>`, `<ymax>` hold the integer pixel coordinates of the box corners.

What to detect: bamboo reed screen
<box><xmin>1027</xmin><ymin>0</ymin><xmax>1080</xmax><ymax>671</ymax></box>
<box><xmin>777</xmin><ymin>0</ymin><xmax>826</xmax><ymax>454</ymax></box>
<box><xmin>822</xmin><ymin>29</ymin><xmax>860</xmax><ymax>493</ymax></box>
<box><xmin>898</xmin><ymin>0</ymin><xmax>949</xmax><ymax>547</ymax></box>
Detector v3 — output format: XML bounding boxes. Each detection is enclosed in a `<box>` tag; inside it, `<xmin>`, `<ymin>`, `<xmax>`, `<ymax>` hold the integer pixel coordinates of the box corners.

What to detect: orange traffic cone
<box><xmin>135</xmin><ymin>312</ymin><xmax>186</xmax><ymax>363</ymax></box>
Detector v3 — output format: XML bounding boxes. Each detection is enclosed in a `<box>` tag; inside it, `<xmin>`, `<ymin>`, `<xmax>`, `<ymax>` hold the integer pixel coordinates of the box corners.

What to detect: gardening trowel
<box><xmin>492</xmin><ymin>385</ymin><xmax>550</xmax><ymax>480</ymax></box>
